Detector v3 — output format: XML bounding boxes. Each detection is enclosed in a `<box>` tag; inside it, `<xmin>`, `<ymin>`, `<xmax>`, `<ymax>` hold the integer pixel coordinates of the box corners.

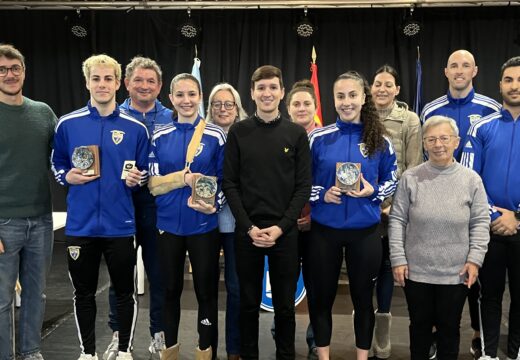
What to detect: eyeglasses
<box><xmin>211</xmin><ymin>101</ymin><xmax>236</xmax><ymax>110</ymax></box>
<box><xmin>0</xmin><ymin>65</ymin><xmax>24</xmax><ymax>77</ymax></box>
<box><xmin>423</xmin><ymin>135</ymin><xmax>458</xmax><ymax>146</ymax></box>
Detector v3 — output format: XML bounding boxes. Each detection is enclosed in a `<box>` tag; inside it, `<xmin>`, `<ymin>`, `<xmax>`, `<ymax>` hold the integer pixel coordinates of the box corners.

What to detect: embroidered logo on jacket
<box><xmin>111</xmin><ymin>130</ymin><xmax>125</xmax><ymax>145</ymax></box>
<box><xmin>358</xmin><ymin>143</ymin><xmax>369</xmax><ymax>158</ymax></box>
<box><xmin>68</xmin><ymin>246</ymin><xmax>81</xmax><ymax>260</ymax></box>
<box><xmin>195</xmin><ymin>143</ymin><xmax>205</xmax><ymax>157</ymax></box>
<box><xmin>468</xmin><ymin>114</ymin><xmax>482</xmax><ymax>125</ymax></box>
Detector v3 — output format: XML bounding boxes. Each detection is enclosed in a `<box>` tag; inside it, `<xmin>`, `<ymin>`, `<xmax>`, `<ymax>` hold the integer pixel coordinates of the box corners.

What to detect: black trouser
<box><xmin>468</xmin><ymin>280</ymin><xmax>481</xmax><ymax>332</ymax></box>
<box><xmin>235</xmin><ymin>225</ymin><xmax>299</xmax><ymax>360</ymax></box>
<box><xmin>404</xmin><ymin>279</ymin><xmax>468</xmax><ymax>360</ymax></box>
<box><xmin>479</xmin><ymin>233</ymin><xmax>520</xmax><ymax>359</ymax></box>
<box><xmin>303</xmin><ymin>222</ymin><xmax>381</xmax><ymax>350</ymax></box>
<box><xmin>158</xmin><ymin>229</ymin><xmax>220</xmax><ymax>350</ymax></box>
<box><xmin>66</xmin><ymin>236</ymin><xmax>137</xmax><ymax>355</ymax></box>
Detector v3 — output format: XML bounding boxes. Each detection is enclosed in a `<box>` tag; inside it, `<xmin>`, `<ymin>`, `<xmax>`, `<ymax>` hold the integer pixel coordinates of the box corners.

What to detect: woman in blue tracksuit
<box><xmin>304</xmin><ymin>71</ymin><xmax>398</xmax><ymax>360</ymax></box>
<box><xmin>148</xmin><ymin>73</ymin><xmax>226</xmax><ymax>360</ymax></box>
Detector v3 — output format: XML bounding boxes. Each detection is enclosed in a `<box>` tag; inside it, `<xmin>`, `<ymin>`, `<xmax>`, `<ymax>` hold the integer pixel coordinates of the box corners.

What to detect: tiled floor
<box><xmin>22</xmin><ymin>240</ymin><xmax>511</xmax><ymax>359</ymax></box>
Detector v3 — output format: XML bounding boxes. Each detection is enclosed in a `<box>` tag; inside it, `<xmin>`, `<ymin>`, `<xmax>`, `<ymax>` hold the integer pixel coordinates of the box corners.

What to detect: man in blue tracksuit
<box><xmin>461</xmin><ymin>56</ymin><xmax>520</xmax><ymax>360</ymax></box>
<box><xmin>51</xmin><ymin>54</ymin><xmax>149</xmax><ymax>360</ymax></box>
<box><xmin>421</xmin><ymin>50</ymin><xmax>500</xmax><ymax>359</ymax></box>
<box><xmin>104</xmin><ymin>56</ymin><xmax>173</xmax><ymax>360</ymax></box>
<box><xmin>421</xmin><ymin>50</ymin><xmax>500</xmax><ymax>162</ymax></box>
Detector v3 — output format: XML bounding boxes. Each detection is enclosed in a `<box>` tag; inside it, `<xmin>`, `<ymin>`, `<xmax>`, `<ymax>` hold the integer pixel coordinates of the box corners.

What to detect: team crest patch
<box><xmin>468</xmin><ymin>114</ymin><xmax>482</xmax><ymax>124</ymax></box>
<box><xmin>68</xmin><ymin>246</ymin><xmax>81</xmax><ymax>260</ymax></box>
<box><xmin>111</xmin><ymin>130</ymin><xmax>125</xmax><ymax>145</ymax></box>
<box><xmin>358</xmin><ymin>143</ymin><xmax>369</xmax><ymax>158</ymax></box>
<box><xmin>195</xmin><ymin>143</ymin><xmax>205</xmax><ymax>157</ymax></box>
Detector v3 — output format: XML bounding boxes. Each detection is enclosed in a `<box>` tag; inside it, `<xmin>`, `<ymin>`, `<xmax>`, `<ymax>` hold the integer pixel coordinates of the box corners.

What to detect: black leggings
<box><xmin>158</xmin><ymin>229</ymin><xmax>220</xmax><ymax>350</ymax></box>
<box><xmin>303</xmin><ymin>222</ymin><xmax>381</xmax><ymax>349</ymax></box>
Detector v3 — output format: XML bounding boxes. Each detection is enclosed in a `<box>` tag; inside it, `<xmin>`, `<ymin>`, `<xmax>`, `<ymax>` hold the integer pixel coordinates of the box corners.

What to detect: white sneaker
<box><xmin>103</xmin><ymin>331</ymin><xmax>119</xmax><ymax>360</ymax></box>
<box><xmin>478</xmin><ymin>356</ymin><xmax>499</xmax><ymax>360</ymax></box>
<box><xmin>148</xmin><ymin>331</ymin><xmax>166</xmax><ymax>358</ymax></box>
<box><xmin>115</xmin><ymin>352</ymin><xmax>133</xmax><ymax>360</ymax></box>
<box><xmin>78</xmin><ymin>354</ymin><xmax>98</xmax><ymax>360</ymax></box>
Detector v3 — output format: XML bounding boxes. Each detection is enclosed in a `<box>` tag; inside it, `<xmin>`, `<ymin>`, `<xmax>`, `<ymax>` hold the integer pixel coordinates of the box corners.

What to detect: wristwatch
<box><xmin>515</xmin><ymin>210</ymin><xmax>520</xmax><ymax>221</ymax></box>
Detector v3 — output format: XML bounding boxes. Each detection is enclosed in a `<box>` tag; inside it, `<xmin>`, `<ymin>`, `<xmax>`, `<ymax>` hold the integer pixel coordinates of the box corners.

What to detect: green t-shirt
<box><xmin>0</xmin><ymin>96</ymin><xmax>57</xmax><ymax>218</ymax></box>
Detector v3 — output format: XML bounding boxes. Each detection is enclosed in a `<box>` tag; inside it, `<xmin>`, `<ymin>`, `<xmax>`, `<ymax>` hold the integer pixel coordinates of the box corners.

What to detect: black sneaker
<box><xmin>470</xmin><ymin>337</ymin><xmax>482</xmax><ymax>359</ymax></box>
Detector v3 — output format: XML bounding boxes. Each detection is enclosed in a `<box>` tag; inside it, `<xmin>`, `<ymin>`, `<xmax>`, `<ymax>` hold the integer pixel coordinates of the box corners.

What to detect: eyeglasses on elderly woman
<box><xmin>423</xmin><ymin>135</ymin><xmax>458</xmax><ymax>146</ymax></box>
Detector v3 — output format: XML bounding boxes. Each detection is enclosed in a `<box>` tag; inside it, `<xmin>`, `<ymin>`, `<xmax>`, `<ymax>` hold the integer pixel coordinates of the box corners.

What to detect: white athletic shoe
<box><xmin>115</xmin><ymin>351</ymin><xmax>133</xmax><ymax>360</ymax></box>
<box><xmin>78</xmin><ymin>354</ymin><xmax>98</xmax><ymax>360</ymax></box>
<box><xmin>103</xmin><ymin>331</ymin><xmax>119</xmax><ymax>360</ymax></box>
<box><xmin>148</xmin><ymin>331</ymin><xmax>166</xmax><ymax>359</ymax></box>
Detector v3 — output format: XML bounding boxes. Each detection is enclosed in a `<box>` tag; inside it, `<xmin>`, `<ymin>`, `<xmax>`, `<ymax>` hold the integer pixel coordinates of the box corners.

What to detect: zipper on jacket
<box><xmin>345</xmin><ymin>130</ymin><xmax>351</xmax><ymax>221</ymax></box>
<box><xmin>98</xmin><ymin>119</ymin><xmax>104</xmax><ymax>234</ymax></box>
<box><xmin>178</xmin><ymin>127</ymin><xmax>188</xmax><ymax>228</ymax></box>
<box><xmin>504</xmin><ymin>120</ymin><xmax>516</xmax><ymax>202</ymax></box>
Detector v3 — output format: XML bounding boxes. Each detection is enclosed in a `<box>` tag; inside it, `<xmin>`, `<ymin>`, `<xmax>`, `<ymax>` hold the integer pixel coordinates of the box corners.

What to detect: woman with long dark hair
<box><xmin>305</xmin><ymin>71</ymin><xmax>398</xmax><ymax>360</ymax></box>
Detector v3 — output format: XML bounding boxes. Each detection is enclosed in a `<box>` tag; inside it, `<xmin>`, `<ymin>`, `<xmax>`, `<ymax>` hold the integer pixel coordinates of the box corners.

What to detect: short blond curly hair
<box><xmin>82</xmin><ymin>54</ymin><xmax>121</xmax><ymax>82</ymax></box>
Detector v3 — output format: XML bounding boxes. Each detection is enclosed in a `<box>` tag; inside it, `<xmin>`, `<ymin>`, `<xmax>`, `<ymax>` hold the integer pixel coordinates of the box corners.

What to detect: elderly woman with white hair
<box><xmin>206</xmin><ymin>83</ymin><xmax>248</xmax><ymax>360</ymax></box>
<box><xmin>389</xmin><ymin>115</ymin><xmax>490</xmax><ymax>360</ymax></box>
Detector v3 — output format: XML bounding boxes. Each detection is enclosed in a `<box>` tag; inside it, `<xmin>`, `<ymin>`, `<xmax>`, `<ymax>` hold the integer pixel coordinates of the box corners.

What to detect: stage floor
<box><xmin>26</xmin><ymin>239</ymin><xmax>511</xmax><ymax>359</ymax></box>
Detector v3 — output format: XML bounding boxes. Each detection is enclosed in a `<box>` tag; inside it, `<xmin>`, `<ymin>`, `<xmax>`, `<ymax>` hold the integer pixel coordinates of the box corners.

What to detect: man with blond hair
<box><xmin>0</xmin><ymin>44</ymin><xmax>57</xmax><ymax>360</ymax></box>
<box><xmin>51</xmin><ymin>54</ymin><xmax>149</xmax><ymax>360</ymax></box>
<box><xmin>103</xmin><ymin>56</ymin><xmax>172</xmax><ymax>360</ymax></box>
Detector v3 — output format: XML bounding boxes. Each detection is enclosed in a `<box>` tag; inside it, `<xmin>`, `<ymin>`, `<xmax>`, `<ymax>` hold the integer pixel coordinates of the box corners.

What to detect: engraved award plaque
<box><xmin>192</xmin><ymin>175</ymin><xmax>218</xmax><ymax>206</ymax></box>
<box><xmin>72</xmin><ymin>145</ymin><xmax>100</xmax><ymax>176</ymax></box>
<box><xmin>335</xmin><ymin>162</ymin><xmax>361</xmax><ymax>192</ymax></box>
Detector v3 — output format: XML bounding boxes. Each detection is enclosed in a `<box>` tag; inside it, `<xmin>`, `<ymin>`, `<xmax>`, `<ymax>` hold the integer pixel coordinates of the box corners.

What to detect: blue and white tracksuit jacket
<box><xmin>309</xmin><ymin>119</ymin><xmax>398</xmax><ymax>230</ymax></box>
<box><xmin>120</xmin><ymin>99</ymin><xmax>173</xmax><ymax>208</ymax></box>
<box><xmin>421</xmin><ymin>89</ymin><xmax>501</xmax><ymax>160</ymax></box>
<box><xmin>149</xmin><ymin>116</ymin><xmax>226</xmax><ymax>236</ymax></box>
<box><xmin>120</xmin><ymin>98</ymin><xmax>173</xmax><ymax>136</ymax></box>
<box><xmin>461</xmin><ymin>108</ymin><xmax>520</xmax><ymax>222</ymax></box>
<box><xmin>51</xmin><ymin>103</ymin><xmax>150</xmax><ymax>237</ymax></box>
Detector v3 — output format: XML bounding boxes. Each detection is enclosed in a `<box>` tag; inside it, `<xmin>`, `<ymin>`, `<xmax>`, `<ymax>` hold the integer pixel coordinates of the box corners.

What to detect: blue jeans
<box><xmin>108</xmin><ymin>203</ymin><xmax>163</xmax><ymax>336</ymax></box>
<box><xmin>0</xmin><ymin>214</ymin><xmax>53</xmax><ymax>360</ymax></box>
<box><xmin>221</xmin><ymin>232</ymin><xmax>240</xmax><ymax>355</ymax></box>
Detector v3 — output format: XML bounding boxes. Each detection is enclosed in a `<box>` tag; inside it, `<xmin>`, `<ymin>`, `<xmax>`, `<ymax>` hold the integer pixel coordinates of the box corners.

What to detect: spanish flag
<box><xmin>310</xmin><ymin>46</ymin><xmax>323</xmax><ymax>127</ymax></box>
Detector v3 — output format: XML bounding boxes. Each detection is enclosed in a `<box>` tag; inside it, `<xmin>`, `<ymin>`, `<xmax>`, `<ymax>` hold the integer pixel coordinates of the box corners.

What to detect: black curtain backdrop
<box><xmin>1</xmin><ymin>7</ymin><xmax>519</xmax><ymax>210</ymax></box>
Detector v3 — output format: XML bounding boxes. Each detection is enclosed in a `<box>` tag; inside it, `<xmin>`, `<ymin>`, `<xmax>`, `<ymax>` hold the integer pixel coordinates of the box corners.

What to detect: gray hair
<box><xmin>125</xmin><ymin>56</ymin><xmax>162</xmax><ymax>82</ymax></box>
<box><xmin>206</xmin><ymin>83</ymin><xmax>248</xmax><ymax>123</ymax></box>
<box><xmin>422</xmin><ymin>115</ymin><xmax>459</xmax><ymax>136</ymax></box>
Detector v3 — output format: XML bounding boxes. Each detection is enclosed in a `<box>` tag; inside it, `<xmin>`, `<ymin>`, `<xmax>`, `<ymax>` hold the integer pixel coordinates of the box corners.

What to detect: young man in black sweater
<box><xmin>222</xmin><ymin>65</ymin><xmax>312</xmax><ymax>360</ymax></box>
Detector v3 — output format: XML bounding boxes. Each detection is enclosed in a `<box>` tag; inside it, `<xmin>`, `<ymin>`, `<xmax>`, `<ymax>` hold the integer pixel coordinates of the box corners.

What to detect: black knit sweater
<box><xmin>222</xmin><ymin>114</ymin><xmax>312</xmax><ymax>233</ymax></box>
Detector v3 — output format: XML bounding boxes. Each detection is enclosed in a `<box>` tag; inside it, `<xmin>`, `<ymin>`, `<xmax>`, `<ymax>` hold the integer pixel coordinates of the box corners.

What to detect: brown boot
<box><xmin>195</xmin><ymin>346</ymin><xmax>212</xmax><ymax>360</ymax></box>
<box><xmin>227</xmin><ymin>355</ymin><xmax>240</xmax><ymax>360</ymax></box>
<box><xmin>161</xmin><ymin>343</ymin><xmax>179</xmax><ymax>360</ymax></box>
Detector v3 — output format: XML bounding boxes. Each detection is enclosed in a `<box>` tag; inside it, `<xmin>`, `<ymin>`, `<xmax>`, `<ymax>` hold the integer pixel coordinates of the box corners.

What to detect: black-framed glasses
<box><xmin>0</xmin><ymin>65</ymin><xmax>24</xmax><ymax>77</ymax></box>
<box><xmin>211</xmin><ymin>101</ymin><xmax>236</xmax><ymax>110</ymax></box>
<box><xmin>423</xmin><ymin>135</ymin><xmax>458</xmax><ymax>146</ymax></box>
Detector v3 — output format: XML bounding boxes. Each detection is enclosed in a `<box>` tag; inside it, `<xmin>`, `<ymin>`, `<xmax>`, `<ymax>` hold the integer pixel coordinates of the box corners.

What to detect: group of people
<box><xmin>0</xmin><ymin>41</ymin><xmax>519</xmax><ymax>360</ymax></box>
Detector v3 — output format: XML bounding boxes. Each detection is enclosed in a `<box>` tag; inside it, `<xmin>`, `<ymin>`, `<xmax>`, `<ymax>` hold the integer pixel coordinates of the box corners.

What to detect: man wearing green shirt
<box><xmin>0</xmin><ymin>44</ymin><xmax>57</xmax><ymax>360</ymax></box>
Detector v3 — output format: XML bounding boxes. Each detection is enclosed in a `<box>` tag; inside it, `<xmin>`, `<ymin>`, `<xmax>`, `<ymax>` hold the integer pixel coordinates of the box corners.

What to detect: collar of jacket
<box><xmin>87</xmin><ymin>101</ymin><xmax>120</xmax><ymax>119</ymax></box>
<box><xmin>447</xmin><ymin>88</ymin><xmax>475</xmax><ymax>105</ymax></box>
<box><xmin>335</xmin><ymin>117</ymin><xmax>364</xmax><ymax>133</ymax></box>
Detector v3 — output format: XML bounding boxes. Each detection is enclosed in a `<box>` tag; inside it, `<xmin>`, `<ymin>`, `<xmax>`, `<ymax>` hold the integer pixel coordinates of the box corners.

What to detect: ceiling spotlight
<box><xmin>179</xmin><ymin>8</ymin><xmax>200</xmax><ymax>39</ymax></box>
<box><xmin>70</xmin><ymin>9</ymin><xmax>88</xmax><ymax>38</ymax></box>
<box><xmin>295</xmin><ymin>7</ymin><xmax>316</xmax><ymax>38</ymax></box>
<box><xmin>401</xmin><ymin>7</ymin><xmax>421</xmax><ymax>37</ymax></box>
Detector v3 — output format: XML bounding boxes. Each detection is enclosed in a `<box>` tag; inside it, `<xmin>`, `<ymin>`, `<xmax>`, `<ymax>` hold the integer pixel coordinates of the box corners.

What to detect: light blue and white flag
<box><xmin>191</xmin><ymin>57</ymin><xmax>205</xmax><ymax>118</ymax></box>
